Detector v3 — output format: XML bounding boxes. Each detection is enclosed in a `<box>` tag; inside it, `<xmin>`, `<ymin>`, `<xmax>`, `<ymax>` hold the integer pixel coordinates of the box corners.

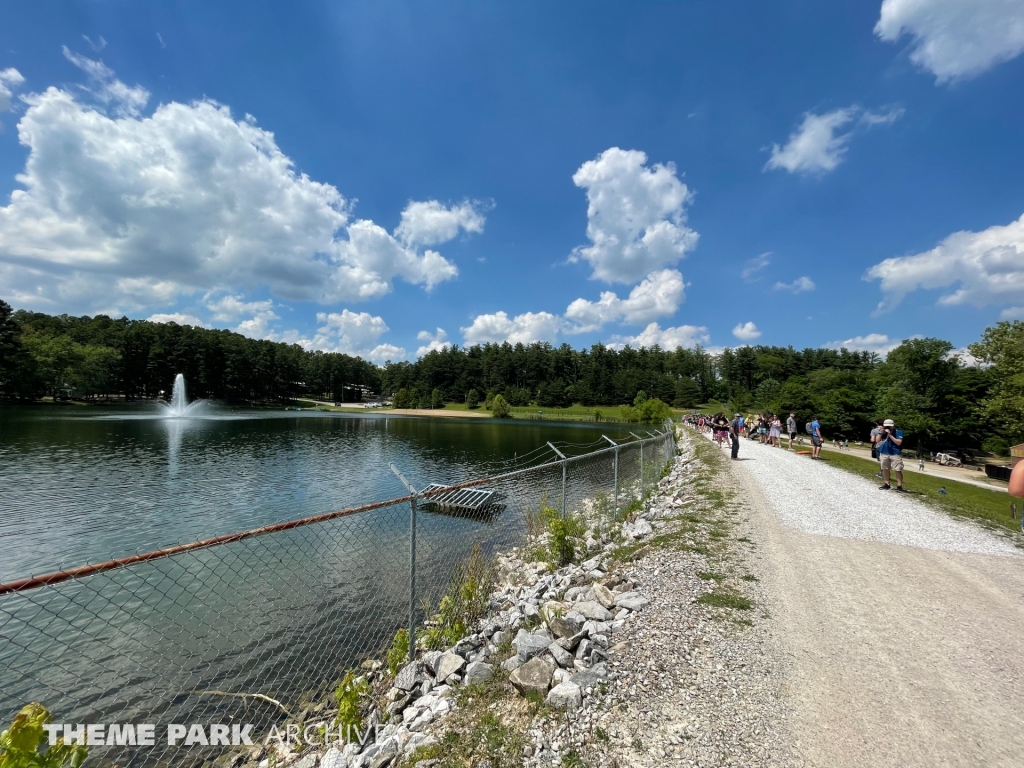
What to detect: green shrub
<box><xmin>387</xmin><ymin>628</ymin><xmax>410</xmax><ymax>677</ymax></box>
<box><xmin>393</xmin><ymin>388</ymin><xmax>411</xmax><ymax>408</ymax></box>
<box><xmin>466</xmin><ymin>389</ymin><xmax>480</xmax><ymax>408</ymax></box>
<box><xmin>423</xmin><ymin>546</ymin><xmax>495</xmax><ymax>649</ymax></box>
<box><xmin>538</xmin><ymin>506</ymin><xmax>586</xmax><ymax>566</ymax></box>
<box><xmin>0</xmin><ymin>703</ymin><xmax>88</xmax><ymax>768</ymax></box>
<box><xmin>490</xmin><ymin>394</ymin><xmax>511</xmax><ymax>418</ymax></box>
<box><xmin>333</xmin><ymin>671</ymin><xmax>371</xmax><ymax>741</ymax></box>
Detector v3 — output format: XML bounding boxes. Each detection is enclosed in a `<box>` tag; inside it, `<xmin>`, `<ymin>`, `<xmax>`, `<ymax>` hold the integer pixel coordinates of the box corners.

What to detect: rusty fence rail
<box><xmin>0</xmin><ymin>421</ymin><xmax>677</xmax><ymax>768</ymax></box>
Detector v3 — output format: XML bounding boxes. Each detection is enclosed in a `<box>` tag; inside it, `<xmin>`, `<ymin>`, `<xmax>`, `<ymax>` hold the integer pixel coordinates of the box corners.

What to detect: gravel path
<box><xmin>722</xmin><ymin>430</ymin><xmax>1024</xmax><ymax>767</ymax></box>
<box><xmin>719</xmin><ymin>436</ymin><xmax>1018</xmax><ymax>556</ymax></box>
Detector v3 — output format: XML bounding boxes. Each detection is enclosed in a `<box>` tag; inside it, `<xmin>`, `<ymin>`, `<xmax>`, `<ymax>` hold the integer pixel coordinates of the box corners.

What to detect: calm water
<box><xmin>0</xmin><ymin>403</ymin><xmax>631</xmax><ymax>583</ymax></box>
<box><xmin>0</xmin><ymin>403</ymin><xmax>650</xmax><ymax>766</ymax></box>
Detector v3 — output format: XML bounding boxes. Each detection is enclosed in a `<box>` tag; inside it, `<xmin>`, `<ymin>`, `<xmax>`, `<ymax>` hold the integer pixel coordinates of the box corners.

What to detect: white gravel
<box><xmin>714</xmin><ymin>435</ymin><xmax>1020</xmax><ymax>557</ymax></box>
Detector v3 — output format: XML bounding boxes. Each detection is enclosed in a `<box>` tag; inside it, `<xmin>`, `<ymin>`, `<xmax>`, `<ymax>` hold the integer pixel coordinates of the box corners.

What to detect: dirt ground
<box><xmin>730</xmin><ymin>449</ymin><xmax>1024</xmax><ymax>767</ymax></box>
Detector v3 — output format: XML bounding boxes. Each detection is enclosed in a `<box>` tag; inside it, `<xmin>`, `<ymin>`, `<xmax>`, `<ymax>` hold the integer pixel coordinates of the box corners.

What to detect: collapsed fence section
<box><xmin>0</xmin><ymin>421</ymin><xmax>677</xmax><ymax>768</ymax></box>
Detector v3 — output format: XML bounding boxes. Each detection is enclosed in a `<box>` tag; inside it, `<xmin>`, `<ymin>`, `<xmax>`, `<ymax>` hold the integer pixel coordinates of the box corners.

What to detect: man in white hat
<box><xmin>876</xmin><ymin>418</ymin><xmax>905</xmax><ymax>492</ymax></box>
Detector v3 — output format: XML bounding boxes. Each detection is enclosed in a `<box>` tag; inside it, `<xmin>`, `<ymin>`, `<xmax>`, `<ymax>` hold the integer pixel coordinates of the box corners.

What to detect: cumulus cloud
<box><xmin>147</xmin><ymin>312</ymin><xmax>208</xmax><ymax>327</ymax></box>
<box><xmin>0</xmin><ymin>54</ymin><xmax>469</xmax><ymax>315</ymax></box>
<box><xmin>395</xmin><ymin>200</ymin><xmax>487</xmax><ymax>248</ymax></box>
<box><xmin>1001</xmin><ymin>306</ymin><xmax>1024</xmax><ymax>319</ymax></box>
<box><xmin>825</xmin><ymin>333</ymin><xmax>920</xmax><ymax>356</ymax></box>
<box><xmin>765</xmin><ymin>106</ymin><xmax>903</xmax><ymax>175</ymax></box>
<box><xmin>875</xmin><ymin>0</ymin><xmax>1024</xmax><ymax>83</ymax></box>
<box><xmin>773</xmin><ymin>276</ymin><xmax>816</xmax><ymax>293</ymax></box>
<box><xmin>461</xmin><ymin>311</ymin><xmax>561</xmax><ymax>346</ymax></box>
<box><xmin>569</xmin><ymin>147</ymin><xmax>698</xmax><ymax>284</ymax></box>
<box><xmin>607</xmin><ymin>322</ymin><xmax>710</xmax><ymax>351</ymax></box>
<box><xmin>0</xmin><ymin>68</ymin><xmax>25</xmax><ymax>112</ymax></box>
<box><xmin>415</xmin><ymin>327</ymin><xmax>450</xmax><ymax>357</ymax></box>
<box><xmin>309</xmin><ymin>310</ymin><xmax>405</xmax><ymax>362</ymax></box>
<box><xmin>732</xmin><ymin>322</ymin><xmax>762</xmax><ymax>341</ymax></box>
<box><xmin>866</xmin><ymin>212</ymin><xmax>1024</xmax><ymax>314</ymax></box>
<box><xmin>741</xmin><ymin>252</ymin><xmax>771</xmax><ymax>281</ymax></box>
<box><xmin>564</xmin><ymin>269</ymin><xmax>685</xmax><ymax>333</ymax></box>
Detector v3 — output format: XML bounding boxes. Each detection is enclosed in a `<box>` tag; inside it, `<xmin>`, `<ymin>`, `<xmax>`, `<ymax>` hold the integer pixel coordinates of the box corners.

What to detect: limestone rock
<box><xmin>591</xmin><ymin>583</ymin><xmax>616</xmax><ymax>609</ymax></box>
<box><xmin>464</xmin><ymin>661</ymin><xmax>494</xmax><ymax>684</ymax></box>
<box><xmin>545</xmin><ymin>681</ymin><xmax>583</xmax><ymax>711</ymax></box>
<box><xmin>393</xmin><ymin>662</ymin><xmax>420</xmax><ymax>692</ymax></box>
<box><xmin>514</xmin><ymin>628</ymin><xmax>553</xmax><ymax>661</ymax></box>
<box><xmin>574</xmin><ymin>601</ymin><xmax>613</xmax><ymax>622</ymax></box>
<box><xmin>509</xmin><ymin>655</ymin><xmax>555</xmax><ymax>696</ymax></box>
<box><xmin>434</xmin><ymin>651</ymin><xmax>466</xmax><ymax>682</ymax></box>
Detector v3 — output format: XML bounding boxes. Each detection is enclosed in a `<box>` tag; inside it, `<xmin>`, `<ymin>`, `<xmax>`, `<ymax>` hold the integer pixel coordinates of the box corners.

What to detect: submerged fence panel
<box><xmin>0</xmin><ymin>421</ymin><xmax>677</xmax><ymax>768</ymax></box>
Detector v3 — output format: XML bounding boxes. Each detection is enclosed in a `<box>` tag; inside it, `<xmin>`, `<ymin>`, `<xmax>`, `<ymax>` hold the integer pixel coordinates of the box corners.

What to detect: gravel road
<box><xmin>724</xmin><ymin>434</ymin><xmax>1024</xmax><ymax>767</ymax></box>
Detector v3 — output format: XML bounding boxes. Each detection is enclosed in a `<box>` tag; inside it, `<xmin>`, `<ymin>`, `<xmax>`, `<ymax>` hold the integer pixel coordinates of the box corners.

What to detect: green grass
<box><xmin>817</xmin><ymin>450</ymin><xmax>1022</xmax><ymax>534</ymax></box>
<box><xmin>697</xmin><ymin>590</ymin><xmax>754</xmax><ymax>610</ymax></box>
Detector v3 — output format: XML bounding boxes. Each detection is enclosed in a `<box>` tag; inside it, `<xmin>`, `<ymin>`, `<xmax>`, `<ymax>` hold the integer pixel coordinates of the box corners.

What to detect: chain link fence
<box><xmin>0</xmin><ymin>421</ymin><xmax>676</xmax><ymax>768</ymax></box>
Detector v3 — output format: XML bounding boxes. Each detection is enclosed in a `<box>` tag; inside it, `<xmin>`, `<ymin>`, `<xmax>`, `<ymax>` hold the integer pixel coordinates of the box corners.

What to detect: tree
<box><xmin>673</xmin><ymin>377</ymin><xmax>700</xmax><ymax>408</ymax></box>
<box><xmin>490</xmin><ymin>393</ymin><xmax>511</xmax><ymax>418</ymax></box>
<box><xmin>633</xmin><ymin>390</ymin><xmax>648</xmax><ymax>407</ymax></box>
<box><xmin>393</xmin><ymin>388</ymin><xmax>411</xmax><ymax>408</ymax></box>
<box><xmin>969</xmin><ymin>320</ymin><xmax>1024</xmax><ymax>442</ymax></box>
<box><xmin>431</xmin><ymin>388</ymin><xmax>444</xmax><ymax>409</ymax></box>
<box><xmin>466</xmin><ymin>388</ymin><xmax>480</xmax><ymax>408</ymax></box>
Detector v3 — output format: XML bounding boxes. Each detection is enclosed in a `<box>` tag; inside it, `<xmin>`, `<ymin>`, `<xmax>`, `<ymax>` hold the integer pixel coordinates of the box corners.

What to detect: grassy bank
<box><xmin>818</xmin><ymin>449</ymin><xmax>1022</xmax><ymax>535</ymax></box>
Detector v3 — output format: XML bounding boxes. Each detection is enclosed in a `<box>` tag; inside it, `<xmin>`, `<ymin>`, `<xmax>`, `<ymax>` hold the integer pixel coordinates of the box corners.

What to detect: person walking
<box><xmin>876</xmin><ymin>418</ymin><xmax>906</xmax><ymax>492</ymax></box>
<box><xmin>730</xmin><ymin>412</ymin><xmax>741</xmax><ymax>460</ymax></box>
<box><xmin>786</xmin><ymin>412</ymin><xmax>797</xmax><ymax>451</ymax></box>
<box><xmin>810</xmin><ymin>416</ymin><xmax>822</xmax><ymax>459</ymax></box>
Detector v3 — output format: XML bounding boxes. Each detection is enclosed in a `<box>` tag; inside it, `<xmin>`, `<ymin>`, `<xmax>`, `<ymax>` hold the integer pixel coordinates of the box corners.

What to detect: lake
<box><xmin>0</xmin><ymin>403</ymin><xmax>648</xmax><ymax>767</ymax></box>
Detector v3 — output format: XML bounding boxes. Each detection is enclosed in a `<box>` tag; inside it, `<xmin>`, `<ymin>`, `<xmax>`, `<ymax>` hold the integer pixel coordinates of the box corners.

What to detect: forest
<box><xmin>1</xmin><ymin>300</ymin><xmax>1022</xmax><ymax>455</ymax></box>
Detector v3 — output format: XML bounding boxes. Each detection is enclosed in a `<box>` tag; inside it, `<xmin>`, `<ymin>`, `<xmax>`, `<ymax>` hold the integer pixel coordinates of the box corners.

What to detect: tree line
<box><xmin>0</xmin><ymin>301</ymin><xmax>381</xmax><ymax>404</ymax></box>
<box><xmin>2</xmin><ymin>300</ymin><xmax>1021</xmax><ymax>455</ymax></box>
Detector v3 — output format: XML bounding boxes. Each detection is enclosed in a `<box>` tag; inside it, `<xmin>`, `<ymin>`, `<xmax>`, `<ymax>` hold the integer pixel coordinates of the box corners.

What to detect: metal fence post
<box><xmin>547</xmin><ymin>443</ymin><xmax>567</xmax><ymax>518</ymax></box>
<box><xmin>631</xmin><ymin>432</ymin><xmax>644</xmax><ymax>497</ymax></box>
<box><xmin>390</xmin><ymin>464</ymin><xmax>418</xmax><ymax>662</ymax></box>
<box><xmin>602</xmin><ymin>435</ymin><xmax>618</xmax><ymax>520</ymax></box>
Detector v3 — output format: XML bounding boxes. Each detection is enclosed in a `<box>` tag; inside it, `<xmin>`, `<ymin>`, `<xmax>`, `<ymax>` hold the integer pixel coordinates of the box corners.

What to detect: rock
<box><xmin>293</xmin><ymin>755</ymin><xmax>318</xmax><ymax>768</ymax></box>
<box><xmin>632</xmin><ymin>519</ymin><xmax>653</xmax><ymax>537</ymax></box>
<box><xmin>501</xmin><ymin>655</ymin><xmax>524</xmax><ymax>672</ymax></box>
<box><xmin>491</xmin><ymin>630</ymin><xmax>509</xmax><ymax>647</ymax></box>
<box><xmin>585</xmin><ymin>536</ymin><xmax>600</xmax><ymax>552</ymax></box>
<box><xmin>552</xmin><ymin>667</ymin><xmax>574</xmax><ymax>685</ymax></box>
<box><xmin>580</xmin><ymin>556</ymin><xmax>602</xmax><ymax>572</ymax></box>
<box><xmin>575</xmin><ymin>639</ymin><xmax>591</xmax><ymax>660</ymax></box>
<box><xmin>574</xmin><ymin>601</ymin><xmax>613</xmax><ymax>622</ymax></box>
<box><xmin>613</xmin><ymin>594</ymin><xmax>650</xmax><ymax>611</ymax></box>
<box><xmin>394</xmin><ymin>662</ymin><xmax>420</xmax><ymax>692</ymax></box>
<box><xmin>434</xmin><ymin>651</ymin><xmax>466</xmax><ymax>682</ymax></box>
<box><xmin>509</xmin><ymin>655</ymin><xmax>555</xmax><ymax>696</ymax></box>
<box><xmin>547</xmin><ymin>642</ymin><xmax>574</xmax><ymax>668</ymax></box>
<box><xmin>421</xmin><ymin>651</ymin><xmax>442</xmax><ymax>673</ymax></box>
<box><xmin>321</xmin><ymin>747</ymin><xmax>347</xmax><ymax>768</ymax></box>
<box><xmin>545</xmin><ymin>681</ymin><xmax>583</xmax><ymax>711</ymax></box>
<box><xmin>548</xmin><ymin>615</ymin><xmax>581</xmax><ymax>639</ymax></box>
<box><xmin>591</xmin><ymin>583</ymin><xmax>615</xmax><ymax>609</ymax></box>
<box><xmin>364</xmin><ymin>738</ymin><xmax>398</xmax><ymax>768</ymax></box>
<box><xmin>464</xmin><ymin>661</ymin><xmax>494</xmax><ymax>684</ymax></box>
<box><xmin>453</xmin><ymin>636</ymin><xmax>481</xmax><ymax>657</ymax></box>
<box><xmin>590</xmin><ymin>633</ymin><xmax>609</xmax><ymax>649</ymax></box>
<box><xmin>610</xmin><ymin>640</ymin><xmax>631</xmax><ymax>653</ymax></box>
<box><xmin>582</xmin><ymin>620</ymin><xmax>611</xmax><ymax>636</ymax></box>
<box><xmin>514</xmin><ymin>628</ymin><xmax>553</xmax><ymax>661</ymax></box>
<box><xmin>556</xmin><ymin>630</ymin><xmax>586</xmax><ymax>652</ymax></box>
<box><xmin>409</xmin><ymin>709</ymin><xmax>433</xmax><ymax>732</ymax></box>
<box><xmin>570</xmin><ymin>662</ymin><xmax>609</xmax><ymax>689</ymax></box>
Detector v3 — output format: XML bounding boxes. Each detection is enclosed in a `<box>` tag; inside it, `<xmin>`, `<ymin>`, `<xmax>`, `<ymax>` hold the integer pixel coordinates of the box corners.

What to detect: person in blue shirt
<box><xmin>876</xmin><ymin>418</ymin><xmax>906</xmax><ymax>492</ymax></box>
<box><xmin>810</xmin><ymin>417</ymin><xmax>822</xmax><ymax>459</ymax></box>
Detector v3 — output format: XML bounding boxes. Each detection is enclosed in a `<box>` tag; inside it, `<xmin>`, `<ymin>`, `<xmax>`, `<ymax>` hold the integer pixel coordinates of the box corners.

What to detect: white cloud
<box><xmin>875</xmin><ymin>0</ymin><xmax>1024</xmax><ymax>83</ymax></box>
<box><xmin>946</xmin><ymin>347</ymin><xmax>983</xmax><ymax>367</ymax></box>
<box><xmin>394</xmin><ymin>200</ymin><xmax>487</xmax><ymax>248</ymax></box>
<box><xmin>607</xmin><ymin>322</ymin><xmax>710</xmax><ymax>351</ymax></box>
<box><xmin>62</xmin><ymin>46</ymin><xmax>149</xmax><ymax>117</ymax></box>
<box><xmin>82</xmin><ymin>35</ymin><xmax>107</xmax><ymax>52</ymax></box>
<box><xmin>308</xmin><ymin>310</ymin><xmax>405</xmax><ymax>361</ymax></box>
<box><xmin>1001</xmin><ymin>306</ymin><xmax>1024</xmax><ymax>319</ymax></box>
<box><xmin>0</xmin><ymin>55</ymin><xmax>463</xmax><ymax>315</ymax></box>
<box><xmin>825</xmin><ymin>333</ymin><xmax>920</xmax><ymax>356</ymax></box>
<box><xmin>205</xmin><ymin>295</ymin><xmax>275</xmax><ymax>322</ymax></box>
<box><xmin>461</xmin><ymin>311</ymin><xmax>561</xmax><ymax>346</ymax></box>
<box><xmin>866</xmin><ymin>212</ymin><xmax>1024</xmax><ymax>314</ymax></box>
<box><xmin>765</xmin><ymin>106</ymin><xmax>903</xmax><ymax>175</ymax></box>
<box><xmin>773</xmin><ymin>276</ymin><xmax>816</xmax><ymax>293</ymax></box>
<box><xmin>732</xmin><ymin>322</ymin><xmax>762</xmax><ymax>341</ymax></box>
<box><xmin>415</xmin><ymin>327</ymin><xmax>450</xmax><ymax>357</ymax></box>
<box><xmin>147</xmin><ymin>312</ymin><xmax>207</xmax><ymax>327</ymax></box>
<box><xmin>0</xmin><ymin>68</ymin><xmax>25</xmax><ymax>112</ymax></box>
<box><xmin>564</xmin><ymin>269</ymin><xmax>684</xmax><ymax>333</ymax></box>
<box><xmin>569</xmin><ymin>147</ymin><xmax>698</xmax><ymax>284</ymax></box>
<box><xmin>741</xmin><ymin>252</ymin><xmax>771</xmax><ymax>281</ymax></box>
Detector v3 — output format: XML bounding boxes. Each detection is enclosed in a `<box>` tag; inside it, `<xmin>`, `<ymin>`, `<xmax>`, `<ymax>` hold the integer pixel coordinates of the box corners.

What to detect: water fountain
<box><xmin>161</xmin><ymin>373</ymin><xmax>204</xmax><ymax>417</ymax></box>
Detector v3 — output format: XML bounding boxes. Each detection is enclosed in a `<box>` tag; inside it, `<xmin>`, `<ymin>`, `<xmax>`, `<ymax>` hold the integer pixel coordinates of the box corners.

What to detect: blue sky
<box><xmin>0</xmin><ymin>1</ymin><xmax>1022</xmax><ymax>361</ymax></box>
